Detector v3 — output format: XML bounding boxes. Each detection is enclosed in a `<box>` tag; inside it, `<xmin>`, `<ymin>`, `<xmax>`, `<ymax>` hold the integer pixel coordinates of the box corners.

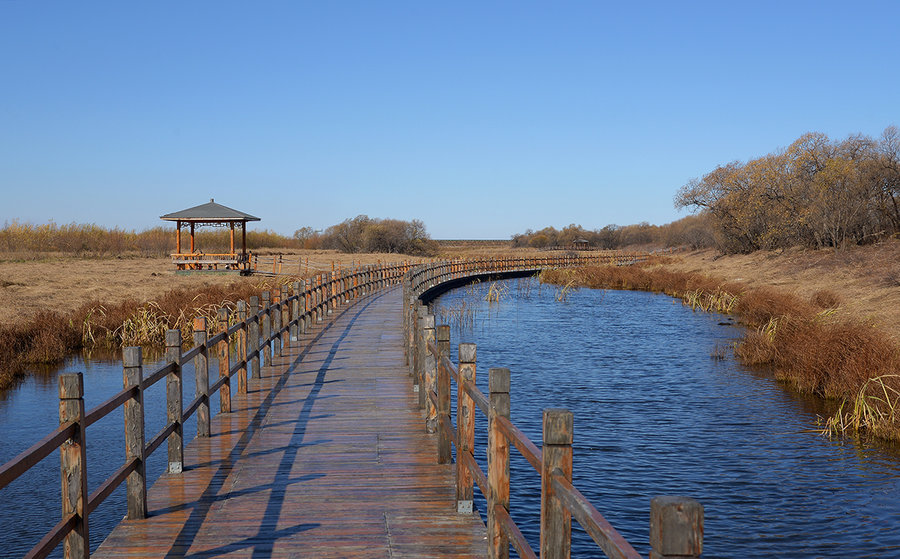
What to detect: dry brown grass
<box><xmin>661</xmin><ymin>239</ymin><xmax>900</xmax><ymax>343</ymax></box>
<box><xmin>540</xmin><ymin>250</ymin><xmax>900</xmax><ymax>440</ymax></box>
<box><xmin>0</xmin><ymin>248</ymin><xmax>428</xmax><ymax>390</ymax></box>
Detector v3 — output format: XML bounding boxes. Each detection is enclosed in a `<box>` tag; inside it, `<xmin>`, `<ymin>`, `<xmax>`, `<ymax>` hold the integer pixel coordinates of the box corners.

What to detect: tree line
<box><xmin>1</xmin><ymin>216</ymin><xmax>439</xmax><ymax>257</ymax></box>
<box><xmin>294</xmin><ymin>215</ymin><xmax>439</xmax><ymax>256</ymax></box>
<box><xmin>676</xmin><ymin>126</ymin><xmax>900</xmax><ymax>253</ymax></box>
<box><xmin>510</xmin><ymin>215</ymin><xmax>715</xmax><ymax>251</ymax></box>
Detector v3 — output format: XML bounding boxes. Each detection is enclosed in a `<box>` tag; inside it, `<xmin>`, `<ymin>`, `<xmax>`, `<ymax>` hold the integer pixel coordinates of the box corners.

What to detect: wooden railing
<box><xmin>172</xmin><ymin>252</ymin><xmax>250</xmax><ymax>271</ymax></box>
<box><xmin>403</xmin><ymin>254</ymin><xmax>703</xmax><ymax>559</ymax></box>
<box><xmin>0</xmin><ymin>262</ymin><xmax>409</xmax><ymax>559</ymax></box>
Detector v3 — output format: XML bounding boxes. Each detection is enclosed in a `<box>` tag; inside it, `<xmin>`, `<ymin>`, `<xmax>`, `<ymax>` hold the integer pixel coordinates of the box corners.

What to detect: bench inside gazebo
<box><xmin>160</xmin><ymin>199</ymin><xmax>260</xmax><ymax>273</ymax></box>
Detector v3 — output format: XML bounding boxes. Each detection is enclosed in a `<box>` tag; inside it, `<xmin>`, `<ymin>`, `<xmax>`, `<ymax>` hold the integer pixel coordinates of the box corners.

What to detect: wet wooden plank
<box><xmin>93</xmin><ymin>287</ymin><xmax>487</xmax><ymax>558</ymax></box>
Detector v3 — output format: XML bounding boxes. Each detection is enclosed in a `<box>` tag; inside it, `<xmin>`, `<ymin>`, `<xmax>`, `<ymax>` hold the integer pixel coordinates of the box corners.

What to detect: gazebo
<box><xmin>571</xmin><ymin>238</ymin><xmax>591</xmax><ymax>250</ymax></box>
<box><xmin>160</xmin><ymin>199</ymin><xmax>260</xmax><ymax>272</ymax></box>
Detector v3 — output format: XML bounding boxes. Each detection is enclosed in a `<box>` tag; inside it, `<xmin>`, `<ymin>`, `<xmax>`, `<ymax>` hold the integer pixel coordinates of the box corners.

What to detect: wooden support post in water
<box><xmin>58</xmin><ymin>373</ymin><xmax>89</xmax><ymax>559</ymax></box>
<box><xmin>436</xmin><ymin>325</ymin><xmax>451</xmax><ymax>464</ymax></box>
<box><xmin>123</xmin><ymin>347</ymin><xmax>147</xmax><ymax>520</ymax></box>
<box><xmin>217</xmin><ymin>309</ymin><xmax>231</xmax><ymax>414</ymax></box>
<box><xmin>541</xmin><ymin>408</ymin><xmax>573</xmax><ymax>559</ymax></box>
<box><xmin>423</xmin><ymin>313</ymin><xmax>437</xmax><ymax>433</ymax></box>
<box><xmin>165</xmin><ymin>329</ymin><xmax>184</xmax><ymax>474</ymax></box>
<box><xmin>261</xmin><ymin>291</ymin><xmax>271</xmax><ymax>365</ymax></box>
<box><xmin>249</xmin><ymin>296</ymin><xmax>260</xmax><ymax>380</ymax></box>
<box><xmin>236</xmin><ymin>301</ymin><xmax>248</xmax><ymax>395</ymax></box>
<box><xmin>488</xmin><ymin>367</ymin><xmax>511</xmax><ymax>559</ymax></box>
<box><xmin>192</xmin><ymin>317</ymin><xmax>210</xmax><ymax>437</ymax></box>
<box><xmin>457</xmin><ymin>343</ymin><xmax>476</xmax><ymax>514</ymax></box>
<box><xmin>650</xmin><ymin>497</ymin><xmax>703</xmax><ymax>559</ymax></box>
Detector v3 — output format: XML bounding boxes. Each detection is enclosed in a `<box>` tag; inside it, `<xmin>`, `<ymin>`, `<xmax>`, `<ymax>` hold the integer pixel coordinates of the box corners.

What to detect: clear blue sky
<box><xmin>1</xmin><ymin>1</ymin><xmax>897</xmax><ymax>239</ymax></box>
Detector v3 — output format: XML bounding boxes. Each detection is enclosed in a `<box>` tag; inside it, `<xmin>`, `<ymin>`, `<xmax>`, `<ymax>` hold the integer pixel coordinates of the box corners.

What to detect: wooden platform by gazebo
<box><xmin>160</xmin><ymin>199</ymin><xmax>260</xmax><ymax>273</ymax></box>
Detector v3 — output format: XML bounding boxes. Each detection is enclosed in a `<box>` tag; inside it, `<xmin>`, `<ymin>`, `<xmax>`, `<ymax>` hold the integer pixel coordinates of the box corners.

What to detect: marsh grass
<box><xmin>0</xmin><ymin>280</ymin><xmax>277</xmax><ymax>391</ymax></box>
<box><xmin>0</xmin><ymin>220</ymin><xmax>298</xmax><ymax>257</ymax></box>
<box><xmin>823</xmin><ymin>375</ymin><xmax>900</xmax><ymax>438</ymax></box>
<box><xmin>435</xmin><ymin>301</ymin><xmax>476</xmax><ymax>331</ymax></box>
<box><xmin>540</xmin><ymin>263</ymin><xmax>900</xmax><ymax>440</ymax></box>
<box><xmin>710</xmin><ymin>342</ymin><xmax>728</xmax><ymax>361</ymax></box>
<box><xmin>484</xmin><ymin>281</ymin><xmax>509</xmax><ymax>303</ymax></box>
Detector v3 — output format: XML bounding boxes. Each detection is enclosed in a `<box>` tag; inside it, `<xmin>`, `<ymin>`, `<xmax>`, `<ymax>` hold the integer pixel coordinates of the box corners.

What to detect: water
<box><xmin>432</xmin><ymin>278</ymin><xmax>900</xmax><ymax>558</ymax></box>
<box><xmin>2</xmin><ymin>279</ymin><xmax>899</xmax><ymax>558</ymax></box>
<box><xmin>0</xmin><ymin>349</ymin><xmax>225</xmax><ymax>557</ymax></box>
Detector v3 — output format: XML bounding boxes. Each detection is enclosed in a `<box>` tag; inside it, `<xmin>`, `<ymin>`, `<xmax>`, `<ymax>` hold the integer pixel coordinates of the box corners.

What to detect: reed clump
<box><xmin>0</xmin><ymin>280</ymin><xmax>276</xmax><ymax>391</ymax></box>
<box><xmin>539</xmin><ymin>263</ymin><xmax>900</xmax><ymax>440</ymax></box>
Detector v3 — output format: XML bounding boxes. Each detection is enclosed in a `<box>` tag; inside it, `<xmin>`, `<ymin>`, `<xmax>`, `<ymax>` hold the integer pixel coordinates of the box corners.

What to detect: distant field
<box><xmin>436</xmin><ymin>239</ymin><xmax>510</xmax><ymax>248</ymax></box>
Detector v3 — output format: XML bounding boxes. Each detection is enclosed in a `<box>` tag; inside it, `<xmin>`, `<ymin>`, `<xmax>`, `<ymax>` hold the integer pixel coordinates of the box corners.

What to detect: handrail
<box><xmin>0</xmin><ymin>422</ymin><xmax>76</xmax><ymax>490</ymax></box>
<box><xmin>85</xmin><ymin>385</ymin><xmax>139</xmax><ymax>427</ymax></box>
<box><xmin>495</xmin><ymin>415</ymin><xmax>542</xmax><ymax>472</ymax></box>
<box><xmin>1</xmin><ymin>259</ymin><xmax>412</xmax><ymax>558</ymax></box>
<box><xmin>494</xmin><ymin>503</ymin><xmax>538</xmax><ymax>559</ymax></box>
<box><xmin>24</xmin><ymin>514</ymin><xmax>77</xmax><ymax>559</ymax></box>
<box><xmin>550</xmin><ymin>472</ymin><xmax>642</xmax><ymax>559</ymax></box>
<box><xmin>404</xmin><ymin>252</ymin><xmax>703</xmax><ymax>559</ymax></box>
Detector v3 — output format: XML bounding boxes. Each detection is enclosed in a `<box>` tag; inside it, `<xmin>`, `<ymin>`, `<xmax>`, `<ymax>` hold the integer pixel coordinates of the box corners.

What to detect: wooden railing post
<box><xmin>457</xmin><ymin>342</ymin><xmax>476</xmax><ymax>514</ymax></box>
<box><xmin>261</xmin><ymin>291</ymin><xmax>271</xmax><ymax>365</ymax></box>
<box><xmin>123</xmin><ymin>347</ymin><xmax>147</xmax><ymax>520</ymax></box>
<box><xmin>650</xmin><ymin>497</ymin><xmax>703</xmax><ymax>559</ymax></box>
<box><xmin>436</xmin><ymin>324</ymin><xmax>451</xmax><ymax>464</ymax></box>
<box><xmin>406</xmin><ymin>292</ymin><xmax>416</xmax><ymax>373</ymax></box>
<box><xmin>328</xmin><ymin>273</ymin><xmax>335</xmax><ymax>315</ymax></box>
<box><xmin>58</xmin><ymin>373</ymin><xmax>89</xmax><ymax>559</ymax></box>
<box><xmin>300</xmin><ymin>280</ymin><xmax>308</xmax><ymax>335</ymax></box>
<box><xmin>217</xmin><ymin>308</ymin><xmax>231</xmax><ymax>414</ymax></box>
<box><xmin>291</xmin><ymin>281</ymin><xmax>300</xmax><ymax>341</ymax></box>
<box><xmin>423</xmin><ymin>313</ymin><xmax>437</xmax><ymax>433</ymax></box>
<box><xmin>415</xmin><ymin>305</ymin><xmax>427</xmax><ymax>408</ymax></box>
<box><xmin>193</xmin><ymin>317</ymin><xmax>210</xmax><ymax>437</ymax></box>
<box><xmin>249</xmin><ymin>296</ymin><xmax>260</xmax><ymax>379</ymax></box>
<box><xmin>541</xmin><ymin>408</ymin><xmax>573</xmax><ymax>559</ymax></box>
<box><xmin>488</xmin><ymin>367</ymin><xmax>511</xmax><ymax>559</ymax></box>
<box><xmin>316</xmin><ymin>276</ymin><xmax>324</xmax><ymax>323</ymax></box>
<box><xmin>236</xmin><ymin>300</ymin><xmax>248</xmax><ymax>395</ymax></box>
<box><xmin>272</xmin><ymin>287</ymin><xmax>282</xmax><ymax>357</ymax></box>
<box><xmin>165</xmin><ymin>329</ymin><xmax>184</xmax><ymax>474</ymax></box>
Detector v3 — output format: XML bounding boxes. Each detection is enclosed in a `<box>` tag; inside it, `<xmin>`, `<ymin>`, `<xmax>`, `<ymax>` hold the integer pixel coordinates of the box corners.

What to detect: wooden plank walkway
<box><xmin>94</xmin><ymin>286</ymin><xmax>488</xmax><ymax>558</ymax></box>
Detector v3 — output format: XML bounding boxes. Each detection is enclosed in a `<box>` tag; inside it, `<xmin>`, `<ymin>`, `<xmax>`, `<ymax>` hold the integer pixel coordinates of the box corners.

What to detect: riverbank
<box><xmin>539</xmin><ymin>239</ymin><xmax>900</xmax><ymax>440</ymax></box>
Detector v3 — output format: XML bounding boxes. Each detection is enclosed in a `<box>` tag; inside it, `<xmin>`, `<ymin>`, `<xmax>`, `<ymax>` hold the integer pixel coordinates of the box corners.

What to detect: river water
<box><xmin>431</xmin><ymin>278</ymin><xmax>900</xmax><ymax>558</ymax></box>
<box><xmin>1</xmin><ymin>278</ymin><xmax>899</xmax><ymax>558</ymax></box>
<box><xmin>0</xmin><ymin>349</ymin><xmax>226</xmax><ymax>557</ymax></box>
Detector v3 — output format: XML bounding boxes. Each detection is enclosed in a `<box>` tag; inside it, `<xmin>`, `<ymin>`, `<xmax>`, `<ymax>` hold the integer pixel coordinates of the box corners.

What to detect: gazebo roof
<box><xmin>160</xmin><ymin>199</ymin><xmax>260</xmax><ymax>222</ymax></box>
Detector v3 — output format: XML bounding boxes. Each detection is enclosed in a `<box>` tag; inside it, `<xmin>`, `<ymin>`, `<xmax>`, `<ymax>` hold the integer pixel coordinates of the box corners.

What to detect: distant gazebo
<box><xmin>160</xmin><ymin>199</ymin><xmax>260</xmax><ymax>272</ymax></box>
<box><xmin>572</xmin><ymin>238</ymin><xmax>591</xmax><ymax>250</ymax></box>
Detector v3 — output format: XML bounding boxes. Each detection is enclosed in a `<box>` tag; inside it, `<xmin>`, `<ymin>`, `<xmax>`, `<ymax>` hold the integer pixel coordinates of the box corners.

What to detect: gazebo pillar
<box><xmin>229</xmin><ymin>222</ymin><xmax>235</xmax><ymax>257</ymax></box>
<box><xmin>190</xmin><ymin>223</ymin><xmax>195</xmax><ymax>253</ymax></box>
<box><xmin>176</xmin><ymin>221</ymin><xmax>181</xmax><ymax>254</ymax></box>
<box><xmin>241</xmin><ymin>223</ymin><xmax>247</xmax><ymax>270</ymax></box>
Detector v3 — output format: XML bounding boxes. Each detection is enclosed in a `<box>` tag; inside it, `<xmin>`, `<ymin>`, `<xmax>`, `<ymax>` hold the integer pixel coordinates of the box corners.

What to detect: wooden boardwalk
<box><xmin>94</xmin><ymin>286</ymin><xmax>488</xmax><ymax>558</ymax></box>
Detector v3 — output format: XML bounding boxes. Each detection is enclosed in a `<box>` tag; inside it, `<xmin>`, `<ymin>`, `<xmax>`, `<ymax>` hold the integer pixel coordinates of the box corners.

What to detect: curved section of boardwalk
<box><xmin>95</xmin><ymin>287</ymin><xmax>487</xmax><ymax>558</ymax></box>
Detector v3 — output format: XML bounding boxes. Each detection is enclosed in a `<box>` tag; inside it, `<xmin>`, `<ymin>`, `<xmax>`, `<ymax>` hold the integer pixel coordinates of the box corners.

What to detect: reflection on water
<box><xmin>3</xmin><ymin>279</ymin><xmax>899</xmax><ymax>558</ymax></box>
<box><xmin>0</xmin><ymin>347</ymin><xmax>223</xmax><ymax>557</ymax></box>
<box><xmin>433</xmin><ymin>278</ymin><xmax>900</xmax><ymax>559</ymax></box>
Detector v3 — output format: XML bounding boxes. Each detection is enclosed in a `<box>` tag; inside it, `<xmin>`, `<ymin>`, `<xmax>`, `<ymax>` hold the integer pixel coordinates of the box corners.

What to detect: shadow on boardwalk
<box><xmin>95</xmin><ymin>287</ymin><xmax>487</xmax><ymax>558</ymax></box>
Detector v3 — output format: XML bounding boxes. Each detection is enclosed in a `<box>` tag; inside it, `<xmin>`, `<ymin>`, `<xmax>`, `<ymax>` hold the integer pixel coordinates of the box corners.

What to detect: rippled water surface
<box><xmin>2</xmin><ymin>279</ymin><xmax>899</xmax><ymax>558</ymax></box>
<box><xmin>0</xmin><ymin>350</ymin><xmax>221</xmax><ymax>557</ymax></box>
<box><xmin>433</xmin><ymin>279</ymin><xmax>900</xmax><ymax>558</ymax></box>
